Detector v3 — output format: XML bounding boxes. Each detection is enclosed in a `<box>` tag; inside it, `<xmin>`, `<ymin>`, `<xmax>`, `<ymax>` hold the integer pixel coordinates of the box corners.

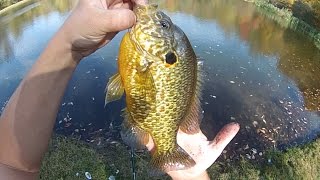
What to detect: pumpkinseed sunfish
<box><xmin>105</xmin><ymin>4</ymin><xmax>202</xmax><ymax>172</ymax></box>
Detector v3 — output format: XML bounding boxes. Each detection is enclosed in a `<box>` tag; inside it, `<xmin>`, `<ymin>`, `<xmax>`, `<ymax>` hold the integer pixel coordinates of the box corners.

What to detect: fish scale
<box><xmin>105</xmin><ymin>4</ymin><xmax>202</xmax><ymax>172</ymax></box>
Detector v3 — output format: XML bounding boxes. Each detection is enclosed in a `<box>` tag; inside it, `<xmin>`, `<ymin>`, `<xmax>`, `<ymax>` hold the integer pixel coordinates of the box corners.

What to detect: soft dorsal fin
<box><xmin>179</xmin><ymin>61</ymin><xmax>203</xmax><ymax>134</ymax></box>
<box><xmin>105</xmin><ymin>73</ymin><xmax>124</xmax><ymax>106</ymax></box>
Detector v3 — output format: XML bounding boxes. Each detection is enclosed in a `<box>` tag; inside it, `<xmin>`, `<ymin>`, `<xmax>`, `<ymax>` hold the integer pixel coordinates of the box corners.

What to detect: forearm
<box><xmin>0</xmin><ymin>30</ymin><xmax>79</xmax><ymax>172</ymax></box>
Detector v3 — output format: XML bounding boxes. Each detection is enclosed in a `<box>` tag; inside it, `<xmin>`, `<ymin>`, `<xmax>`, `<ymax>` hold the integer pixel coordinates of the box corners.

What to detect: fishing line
<box><xmin>130</xmin><ymin>147</ymin><xmax>137</xmax><ymax>180</ymax></box>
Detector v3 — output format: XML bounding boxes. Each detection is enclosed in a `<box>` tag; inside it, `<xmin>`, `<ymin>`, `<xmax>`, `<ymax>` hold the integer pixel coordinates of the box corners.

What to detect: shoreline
<box><xmin>40</xmin><ymin>135</ymin><xmax>320</xmax><ymax>179</ymax></box>
<box><xmin>0</xmin><ymin>0</ymin><xmax>37</xmax><ymax>16</ymax></box>
<box><xmin>253</xmin><ymin>0</ymin><xmax>320</xmax><ymax>49</ymax></box>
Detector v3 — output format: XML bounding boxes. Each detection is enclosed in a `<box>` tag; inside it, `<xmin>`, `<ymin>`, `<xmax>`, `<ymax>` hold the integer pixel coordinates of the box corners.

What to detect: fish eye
<box><xmin>165</xmin><ymin>52</ymin><xmax>177</xmax><ymax>65</ymax></box>
<box><xmin>160</xmin><ymin>20</ymin><xmax>170</xmax><ymax>29</ymax></box>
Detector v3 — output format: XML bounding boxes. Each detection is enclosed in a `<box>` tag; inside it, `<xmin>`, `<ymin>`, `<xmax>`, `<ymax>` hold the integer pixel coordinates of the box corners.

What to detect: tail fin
<box><xmin>151</xmin><ymin>144</ymin><xmax>195</xmax><ymax>172</ymax></box>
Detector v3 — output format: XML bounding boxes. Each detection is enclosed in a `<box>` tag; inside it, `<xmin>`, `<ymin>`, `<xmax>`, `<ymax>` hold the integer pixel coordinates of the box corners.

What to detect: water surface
<box><xmin>0</xmin><ymin>0</ymin><xmax>320</xmax><ymax>160</ymax></box>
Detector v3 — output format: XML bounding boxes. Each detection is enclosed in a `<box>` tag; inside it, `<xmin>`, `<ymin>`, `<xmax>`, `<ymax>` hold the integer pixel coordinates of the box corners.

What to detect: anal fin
<box><xmin>121</xmin><ymin>109</ymin><xmax>149</xmax><ymax>150</ymax></box>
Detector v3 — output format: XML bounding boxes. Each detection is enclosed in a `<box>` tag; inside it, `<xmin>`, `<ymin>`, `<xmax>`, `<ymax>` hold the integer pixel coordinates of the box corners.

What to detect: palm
<box><xmin>146</xmin><ymin>123</ymin><xmax>240</xmax><ymax>179</ymax></box>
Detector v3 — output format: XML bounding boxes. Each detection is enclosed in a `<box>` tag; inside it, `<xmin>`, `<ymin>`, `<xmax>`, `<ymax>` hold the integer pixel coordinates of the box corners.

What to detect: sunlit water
<box><xmin>1</xmin><ymin>0</ymin><xmax>320</xmax><ymax>161</ymax></box>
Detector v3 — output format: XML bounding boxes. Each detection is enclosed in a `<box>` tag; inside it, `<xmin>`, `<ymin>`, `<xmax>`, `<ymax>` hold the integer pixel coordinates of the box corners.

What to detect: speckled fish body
<box><xmin>105</xmin><ymin>4</ymin><xmax>202</xmax><ymax>172</ymax></box>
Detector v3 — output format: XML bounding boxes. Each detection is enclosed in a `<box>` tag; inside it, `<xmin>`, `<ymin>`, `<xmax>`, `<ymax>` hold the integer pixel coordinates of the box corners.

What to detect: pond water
<box><xmin>1</xmin><ymin>0</ymin><xmax>320</xmax><ymax>161</ymax></box>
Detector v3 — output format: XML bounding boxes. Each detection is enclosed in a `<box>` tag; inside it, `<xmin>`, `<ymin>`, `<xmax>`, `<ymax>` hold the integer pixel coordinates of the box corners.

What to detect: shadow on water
<box><xmin>0</xmin><ymin>0</ymin><xmax>320</xmax><ymax>161</ymax></box>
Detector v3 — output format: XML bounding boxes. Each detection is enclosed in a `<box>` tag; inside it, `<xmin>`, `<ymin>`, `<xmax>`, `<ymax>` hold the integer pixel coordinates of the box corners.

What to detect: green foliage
<box><xmin>254</xmin><ymin>0</ymin><xmax>320</xmax><ymax>49</ymax></box>
<box><xmin>40</xmin><ymin>136</ymin><xmax>320</xmax><ymax>180</ymax></box>
<box><xmin>0</xmin><ymin>0</ymin><xmax>22</xmax><ymax>10</ymax></box>
<box><xmin>40</xmin><ymin>136</ymin><xmax>109</xmax><ymax>180</ymax></box>
<box><xmin>262</xmin><ymin>139</ymin><xmax>320</xmax><ymax>180</ymax></box>
<box><xmin>207</xmin><ymin>139</ymin><xmax>320</xmax><ymax>180</ymax></box>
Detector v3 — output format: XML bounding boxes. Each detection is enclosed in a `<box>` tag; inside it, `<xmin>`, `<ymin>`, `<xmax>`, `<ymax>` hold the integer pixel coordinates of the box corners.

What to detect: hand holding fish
<box><xmin>59</xmin><ymin>0</ymin><xmax>147</xmax><ymax>60</ymax></box>
<box><xmin>146</xmin><ymin>123</ymin><xmax>240</xmax><ymax>179</ymax></box>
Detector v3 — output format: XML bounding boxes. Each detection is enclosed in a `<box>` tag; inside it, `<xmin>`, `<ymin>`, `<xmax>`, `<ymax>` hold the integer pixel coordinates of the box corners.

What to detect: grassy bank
<box><xmin>40</xmin><ymin>136</ymin><xmax>320</xmax><ymax>179</ymax></box>
<box><xmin>208</xmin><ymin>138</ymin><xmax>320</xmax><ymax>179</ymax></box>
<box><xmin>254</xmin><ymin>0</ymin><xmax>320</xmax><ymax>49</ymax></box>
<box><xmin>0</xmin><ymin>0</ymin><xmax>23</xmax><ymax>10</ymax></box>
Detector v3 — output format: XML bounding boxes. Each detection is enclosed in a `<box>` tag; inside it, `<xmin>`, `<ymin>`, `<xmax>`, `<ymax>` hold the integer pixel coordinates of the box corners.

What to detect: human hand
<box><xmin>146</xmin><ymin>123</ymin><xmax>240</xmax><ymax>180</ymax></box>
<box><xmin>58</xmin><ymin>0</ymin><xmax>148</xmax><ymax>60</ymax></box>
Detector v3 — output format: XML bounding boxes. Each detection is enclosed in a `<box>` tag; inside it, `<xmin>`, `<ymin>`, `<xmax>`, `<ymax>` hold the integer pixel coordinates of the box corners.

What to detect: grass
<box><xmin>40</xmin><ymin>136</ymin><xmax>320</xmax><ymax>179</ymax></box>
<box><xmin>254</xmin><ymin>0</ymin><xmax>320</xmax><ymax>49</ymax></box>
<box><xmin>0</xmin><ymin>0</ymin><xmax>23</xmax><ymax>10</ymax></box>
<box><xmin>208</xmin><ymin>138</ymin><xmax>320</xmax><ymax>179</ymax></box>
<box><xmin>40</xmin><ymin>136</ymin><xmax>109</xmax><ymax>180</ymax></box>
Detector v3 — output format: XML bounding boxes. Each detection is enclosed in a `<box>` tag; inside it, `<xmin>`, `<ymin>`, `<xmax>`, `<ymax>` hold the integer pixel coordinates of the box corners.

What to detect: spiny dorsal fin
<box><xmin>105</xmin><ymin>73</ymin><xmax>124</xmax><ymax>106</ymax></box>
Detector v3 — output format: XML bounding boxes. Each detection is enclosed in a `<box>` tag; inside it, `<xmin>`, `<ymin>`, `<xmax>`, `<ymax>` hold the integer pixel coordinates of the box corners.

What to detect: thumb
<box><xmin>103</xmin><ymin>9</ymin><xmax>136</xmax><ymax>32</ymax></box>
<box><xmin>210</xmin><ymin>122</ymin><xmax>240</xmax><ymax>152</ymax></box>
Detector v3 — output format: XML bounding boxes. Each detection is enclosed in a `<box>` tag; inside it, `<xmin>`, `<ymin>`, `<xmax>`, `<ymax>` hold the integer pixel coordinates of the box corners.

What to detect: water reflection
<box><xmin>0</xmin><ymin>0</ymin><xmax>77</xmax><ymax>62</ymax></box>
<box><xmin>155</xmin><ymin>0</ymin><xmax>320</xmax><ymax>157</ymax></box>
<box><xmin>0</xmin><ymin>0</ymin><xmax>319</xmax><ymax>161</ymax></box>
<box><xmin>156</xmin><ymin>0</ymin><xmax>320</xmax><ymax>111</ymax></box>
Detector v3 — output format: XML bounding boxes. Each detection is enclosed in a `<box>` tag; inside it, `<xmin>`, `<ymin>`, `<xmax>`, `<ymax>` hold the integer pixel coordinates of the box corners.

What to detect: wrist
<box><xmin>44</xmin><ymin>28</ymin><xmax>82</xmax><ymax>67</ymax></box>
<box><xmin>170</xmin><ymin>171</ymin><xmax>210</xmax><ymax>180</ymax></box>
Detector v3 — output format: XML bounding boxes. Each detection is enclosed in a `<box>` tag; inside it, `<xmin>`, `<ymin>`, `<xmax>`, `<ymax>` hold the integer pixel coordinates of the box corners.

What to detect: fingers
<box><xmin>145</xmin><ymin>135</ymin><xmax>154</xmax><ymax>151</ymax></box>
<box><xmin>210</xmin><ymin>122</ymin><xmax>240</xmax><ymax>152</ymax></box>
<box><xmin>132</xmin><ymin>0</ymin><xmax>148</xmax><ymax>5</ymax></box>
<box><xmin>103</xmin><ymin>9</ymin><xmax>136</xmax><ymax>32</ymax></box>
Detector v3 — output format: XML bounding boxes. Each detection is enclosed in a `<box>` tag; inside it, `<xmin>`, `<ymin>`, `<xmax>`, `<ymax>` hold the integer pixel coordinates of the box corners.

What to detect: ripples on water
<box><xmin>0</xmin><ymin>0</ymin><xmax>319</xmax><ymax>160</ymax></box>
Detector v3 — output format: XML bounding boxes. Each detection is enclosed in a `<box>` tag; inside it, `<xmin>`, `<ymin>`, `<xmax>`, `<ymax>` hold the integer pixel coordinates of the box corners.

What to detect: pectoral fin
<box><xmin>105</xmin><ymin>73</ymin><xmax>124</xmax><ymax>105</ymax></box>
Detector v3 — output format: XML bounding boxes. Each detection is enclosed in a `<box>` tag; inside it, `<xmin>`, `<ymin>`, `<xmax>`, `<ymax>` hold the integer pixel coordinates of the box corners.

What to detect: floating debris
<box><xmin>244</xmin><ymin>144</ymin><xmax>249</xmax><ymax>150</ymax></box>
<box><xmin>246</xmin><ymin>154</ymin><xmax>251</xmax><ymax>159</ymax></box>
<box><xmin>210</xmin><ymin>95</ymin><xmax>217</xmax><ymax>98</ymax></box>
<box><xmin>64</xmin><ymin>123</ymin><xmax>72</xmax><ymax>128</ymax></box>
<box><xmin>252</xmin><ymin>121</ymin><xmax>258</xmax><ymax>127</ymax></box>
<box><xmin>85</xmin><ymin>172</ymin><xmax>92</xmax><ymax>179</ymax></box>
<box><xmin>108</xmin><ymin>175</ymin><xmax>116</xmax><ymax>180</ymax></box>
<box><xmin>230</xmin><ymin>81</ymin><xmax>235</xmax><ymax>84</ymax></box>
<box><xmin>251</xmin><ymin>148</ymin><xmax>257</xmax><ymax>154</ymax></box>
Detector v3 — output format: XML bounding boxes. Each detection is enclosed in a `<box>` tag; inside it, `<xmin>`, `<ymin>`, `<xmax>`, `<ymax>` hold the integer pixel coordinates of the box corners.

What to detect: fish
<box><xmin>105</xmin><ymin>4</ymin><xmax>202</xmax><ymax>172</ymax></box>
